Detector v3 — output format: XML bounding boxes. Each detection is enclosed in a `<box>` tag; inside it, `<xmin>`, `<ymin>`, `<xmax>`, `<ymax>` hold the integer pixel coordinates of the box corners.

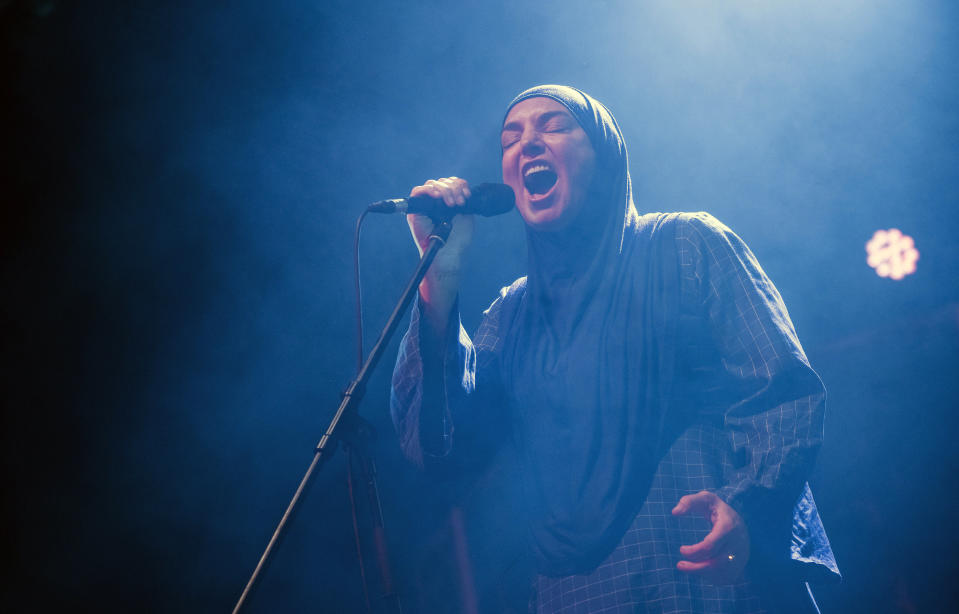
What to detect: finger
<box><xmin>436</xmin><ymin>177</ymin><xmax>468</xmax><ymax>205</ymax></box>
<box><xmin>672</xmin><ymin>490</ymin><xmax>716</xmax><ymax>516</ymax></box>
<box><xmin>679</xmin><ymin>518</ymin><xmax>732</xmax><ymax>561</ymax></box>
<box><xmin>676</xmin><ymin>558</ymin><xmax>719</xmax><ymax>573</ymax></box>
<box><xmin>428</xmin><ymin>178</ymin><xmax>458</xmax><ymax>206</ymax></box>
<box><xmin>446</xmin><ymin>177</ymin><xmax>471</xmax><ymax>203</ymax></box>
<box><xmin>410</xmin><ymin>184</ymin><xmax>434</xmax><ymax>198</ymax></box>
<box><xmin>425</xmin><ymin>179</ymin><xmax>459</xmax><ymax>206</ymax></box>
<box><xmin>410</xmin><ymin>182</ymin><xmax>452</xmax><ymax>208</ymax></box>
<box><xmin>412</xmin><ymin>179</ymin><xmax>452</xmax><ymax>206</ymax></box>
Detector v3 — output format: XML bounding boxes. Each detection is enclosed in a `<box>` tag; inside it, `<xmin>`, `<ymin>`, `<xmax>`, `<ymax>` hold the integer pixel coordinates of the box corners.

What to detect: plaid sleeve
<box><xmin>390</xmin><ymin>286</ymin><xmax>512</xmax><ymax>470</ymax></box>
<box><xmin>675</xmin><ymin>213</ymin><xmax>826</xmax><ymax>533</ymax></box>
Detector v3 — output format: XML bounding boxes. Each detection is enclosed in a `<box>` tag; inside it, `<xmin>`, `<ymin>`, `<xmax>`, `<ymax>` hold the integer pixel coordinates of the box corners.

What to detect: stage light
<box><xmin>866</xmin><ymin>229</ymin><xmax>918</xmax><ymax>280</ymax></box>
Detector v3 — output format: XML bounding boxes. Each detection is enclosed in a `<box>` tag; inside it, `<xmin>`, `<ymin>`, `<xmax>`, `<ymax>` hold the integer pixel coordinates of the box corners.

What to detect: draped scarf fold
<box><xmin>499</xmin><ymin>85</ymin><xmax>683</xmax><ymax>575</ymax></box>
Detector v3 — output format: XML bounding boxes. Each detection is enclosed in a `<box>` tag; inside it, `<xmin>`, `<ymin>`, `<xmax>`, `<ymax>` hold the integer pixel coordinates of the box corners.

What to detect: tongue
<box><xmin>524</xmin><ymin>170</ymin><xmax>557</xmax><ymax>195</ymax></box>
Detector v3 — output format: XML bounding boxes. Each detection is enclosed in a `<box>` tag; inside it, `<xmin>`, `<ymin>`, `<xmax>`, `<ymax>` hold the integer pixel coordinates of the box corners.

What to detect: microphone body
<box><xmin>368</xmin><ymin>183</ymin><xmax>515</xmax><ymax>219</ymax></box>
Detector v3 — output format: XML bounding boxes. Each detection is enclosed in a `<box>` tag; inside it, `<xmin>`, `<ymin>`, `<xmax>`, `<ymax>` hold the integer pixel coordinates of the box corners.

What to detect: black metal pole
<box><xmin>232</xmin><ymin>219</ymin><xmax>453</xmax><ymax>614</ymax></box>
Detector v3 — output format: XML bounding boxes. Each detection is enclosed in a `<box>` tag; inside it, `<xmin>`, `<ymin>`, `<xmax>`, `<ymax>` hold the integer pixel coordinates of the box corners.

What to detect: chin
<box><xmin>519</xmin><ymin>205</ymin><xmax>571</xmax><ymax>232</ymax></box>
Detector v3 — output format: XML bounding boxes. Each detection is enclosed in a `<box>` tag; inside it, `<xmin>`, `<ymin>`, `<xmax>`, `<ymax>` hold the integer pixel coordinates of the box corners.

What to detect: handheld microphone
<box><xmin>367</xmin><ymin>183</ymin><xmax>515</xmax><ymax>219</ymax></box>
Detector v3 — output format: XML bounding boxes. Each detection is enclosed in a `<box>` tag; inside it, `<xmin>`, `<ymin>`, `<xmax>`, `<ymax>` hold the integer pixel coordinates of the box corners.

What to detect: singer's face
<box><xmin>501</xmin><ymin>98</ymin><xmax>596</xmax><ymax>232</ymax></box>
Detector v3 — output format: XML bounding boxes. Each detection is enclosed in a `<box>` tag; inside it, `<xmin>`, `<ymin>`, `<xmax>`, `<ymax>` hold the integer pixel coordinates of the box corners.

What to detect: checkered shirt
<box><xmin>391</xmin><ymin>212</ymin><xmax>839</xmax><ymax>613</ymax></box>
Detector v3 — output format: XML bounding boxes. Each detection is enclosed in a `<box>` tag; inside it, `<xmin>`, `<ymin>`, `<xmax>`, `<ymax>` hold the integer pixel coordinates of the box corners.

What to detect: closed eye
<box><xmin>542</xmin><ymin>117</ymin><xmax>573</xmax><ymax>133</ymax></box>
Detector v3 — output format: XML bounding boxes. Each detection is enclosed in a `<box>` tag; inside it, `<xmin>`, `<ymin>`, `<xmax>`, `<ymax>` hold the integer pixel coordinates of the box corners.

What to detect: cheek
<box><xmin>571</xmin><ymin>149</ymin><xmax>596</xmax><ymax>187</ymax></box>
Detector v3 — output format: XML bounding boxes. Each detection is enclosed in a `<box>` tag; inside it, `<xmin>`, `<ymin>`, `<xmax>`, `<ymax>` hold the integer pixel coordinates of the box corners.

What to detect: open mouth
<box><xmin>523</xmin><ymin>164</ymin><xmax>558</xmax><ymax>196</ymax></box>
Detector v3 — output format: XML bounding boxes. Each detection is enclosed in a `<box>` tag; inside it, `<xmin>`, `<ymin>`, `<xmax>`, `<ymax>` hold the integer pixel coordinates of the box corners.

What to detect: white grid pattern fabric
<box><xmin>390</xmin><ymin>212</ymin><xmax>833</xmax><ymax>613</ymax></box>
<box><xmin>530</xmin><ymin>425</ymin><xmax>769</xmax><ymax>614</ymax></box>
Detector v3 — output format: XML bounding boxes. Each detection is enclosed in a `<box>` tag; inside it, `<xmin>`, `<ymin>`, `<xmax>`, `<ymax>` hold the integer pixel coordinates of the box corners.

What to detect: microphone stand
<box><xmin>232</xmin><ymin>218</ymin><xmax>454</xmax><ymax>614</ymax></box>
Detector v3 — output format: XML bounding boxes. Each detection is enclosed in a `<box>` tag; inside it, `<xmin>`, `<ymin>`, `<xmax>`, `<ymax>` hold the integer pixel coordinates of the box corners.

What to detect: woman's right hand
<box><xmin>407</xmin><ymin>177</ymin><xmax>475</xmax><ymax>259</ymax></box>
<box><xmin>406</xmin><ymin>177</ymin><xmax>474</xmax><ymax>339</ymax></box>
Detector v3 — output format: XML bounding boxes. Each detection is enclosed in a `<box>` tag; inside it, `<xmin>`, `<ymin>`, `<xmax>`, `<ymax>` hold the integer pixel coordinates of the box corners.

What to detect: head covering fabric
<box><xmin>504</xmin><ymin>85</ymin><xmax>637</xmax><ymax>270</ymax></box>
<box><xmin>499</xmin><ymin>85</ymin><xmax>683</xmax><ymax>575</ymax></box>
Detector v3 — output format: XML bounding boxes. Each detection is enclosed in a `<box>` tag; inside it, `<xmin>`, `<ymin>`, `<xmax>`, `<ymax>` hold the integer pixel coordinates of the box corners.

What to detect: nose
<box><xmin>520</xmin><ymin>128</ymin><xmax>544</xmax><ymax>156</ymax></box>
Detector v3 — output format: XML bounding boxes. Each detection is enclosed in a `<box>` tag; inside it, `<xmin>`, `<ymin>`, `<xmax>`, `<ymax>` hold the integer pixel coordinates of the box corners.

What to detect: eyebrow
<box><xmin>501</xmin><ymin>110</ymin><xmax>573</xmax><ymax>133</ymax></box>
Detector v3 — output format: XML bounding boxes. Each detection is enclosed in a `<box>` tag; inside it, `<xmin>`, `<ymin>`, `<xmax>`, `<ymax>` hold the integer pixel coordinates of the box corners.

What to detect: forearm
<box><xmin>418</xmin><ymin>267</ymin><xmax>460</xmax><ymax>348</ymax></box>
<box><xmin>391</xmin><ymin>284</ymin><xmax>512</xmax><ymax>472</ymax></box>
<box><xmin>390</xmin><ymin>298</ymin><xmax>459</xmax><ymax>466</ymax></box>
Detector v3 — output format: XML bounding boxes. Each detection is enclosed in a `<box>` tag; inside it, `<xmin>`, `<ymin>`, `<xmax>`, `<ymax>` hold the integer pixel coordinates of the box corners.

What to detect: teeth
<box><xmin>524</xmin><ymin>164</ymin><xmax>551</xmax><ymax>177</ymax></box>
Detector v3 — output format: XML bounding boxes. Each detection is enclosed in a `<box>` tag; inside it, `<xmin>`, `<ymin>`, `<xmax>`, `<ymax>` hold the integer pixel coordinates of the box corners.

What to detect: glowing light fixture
<box><xmin>866</xmin><ymin>228</ymin><xmax>918</xmax><ymax>280</ymax></box>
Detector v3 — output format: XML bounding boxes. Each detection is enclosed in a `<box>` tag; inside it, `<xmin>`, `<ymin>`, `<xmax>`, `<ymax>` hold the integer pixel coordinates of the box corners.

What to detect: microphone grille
<box><xmin>471</xmin><ymin>183</ymin><xmax>516</xmax><ymax>217</ymax></box>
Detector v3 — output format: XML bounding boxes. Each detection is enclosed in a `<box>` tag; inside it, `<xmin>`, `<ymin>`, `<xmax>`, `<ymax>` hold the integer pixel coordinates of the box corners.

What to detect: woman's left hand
<box><xmin>671</xmin><ymin>491</ymin><xmax>750</xmax><ymax>584</ymax></box>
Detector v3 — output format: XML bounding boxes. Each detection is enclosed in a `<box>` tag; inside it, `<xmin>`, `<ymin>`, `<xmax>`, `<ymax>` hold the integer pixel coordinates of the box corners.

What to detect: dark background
<box><xmin>3</xmin><ymin>1</ymin><xmax>958</xmax><ymax>612</ymax></box>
